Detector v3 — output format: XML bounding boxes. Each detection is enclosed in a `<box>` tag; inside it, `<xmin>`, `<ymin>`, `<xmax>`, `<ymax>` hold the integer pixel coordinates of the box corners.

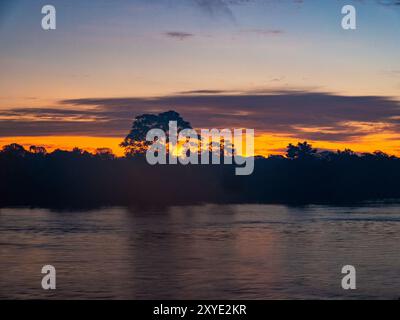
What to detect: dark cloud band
<box><xmin>1</xmin><ymin>90</ymin><xmax>400</xmax><ymax>142</ymax></box>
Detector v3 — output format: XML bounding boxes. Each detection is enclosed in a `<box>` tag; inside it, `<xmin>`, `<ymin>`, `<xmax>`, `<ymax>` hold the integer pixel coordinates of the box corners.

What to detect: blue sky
<box><xmin>1</xmin><ymin>0</ymin><xmax>399</xmax><ymax>99</ymax></box>
<box><xmin>0</xmin><ymin>0</ymin><xmax>400</xmax><ymax>155</ymax></box>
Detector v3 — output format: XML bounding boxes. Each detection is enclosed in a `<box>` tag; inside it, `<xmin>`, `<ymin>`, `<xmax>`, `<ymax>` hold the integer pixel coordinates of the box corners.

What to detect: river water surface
<box><xmin>0</xmin><ymin>204</ymin><xmax>399</xmax><ymax>299</ymax></box>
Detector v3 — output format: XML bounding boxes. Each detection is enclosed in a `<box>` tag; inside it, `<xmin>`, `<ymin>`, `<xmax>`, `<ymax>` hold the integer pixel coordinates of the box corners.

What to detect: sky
<box><xmin>0</xmin><ymin>0</ymin><xmax>400</xmax><ymax>156</ymax></box>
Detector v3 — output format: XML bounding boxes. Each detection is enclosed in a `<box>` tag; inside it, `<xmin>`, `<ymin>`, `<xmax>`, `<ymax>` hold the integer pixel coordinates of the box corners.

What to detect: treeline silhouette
<box><xmin>1</xmin><ymin>141</ymin><xmax>400</xmax><ymax>209</ymax></box>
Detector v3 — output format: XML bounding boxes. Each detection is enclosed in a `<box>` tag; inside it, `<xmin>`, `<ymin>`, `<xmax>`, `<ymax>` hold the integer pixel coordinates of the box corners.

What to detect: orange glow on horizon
<box><xmin>1</xmin><ymin>132</ymin><xmax>399</xmax><ymax>158</ymax></box>
<box><xmin>0</xmin><ymin>136</ymin><xmax>126</xmax><ymax>157</ymax></box>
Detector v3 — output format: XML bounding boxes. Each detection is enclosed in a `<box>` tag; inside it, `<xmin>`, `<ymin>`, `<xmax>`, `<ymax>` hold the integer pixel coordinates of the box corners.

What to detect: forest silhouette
<box><xmin>1</xmin><ymin>111</ymin><xmax>400</xmax><ymax>209</ymax></box>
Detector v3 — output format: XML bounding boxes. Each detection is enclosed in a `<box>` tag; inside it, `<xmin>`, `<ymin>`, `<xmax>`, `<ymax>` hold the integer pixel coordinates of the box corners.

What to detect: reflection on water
<box><xmin>0</xmin><ymin>204</ymin><xmax>399</xmax><ymax>299</ymax></box>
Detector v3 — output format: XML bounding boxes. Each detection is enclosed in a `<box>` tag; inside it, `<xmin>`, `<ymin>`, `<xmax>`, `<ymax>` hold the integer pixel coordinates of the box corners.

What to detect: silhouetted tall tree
<box><xmin>120</xmin><ymin>111</ymin><xmax>192</xmax><ymax>156</ymax></box>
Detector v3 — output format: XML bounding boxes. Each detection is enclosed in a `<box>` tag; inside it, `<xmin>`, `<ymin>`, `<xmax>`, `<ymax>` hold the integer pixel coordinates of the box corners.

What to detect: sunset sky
<box><xmin>1</xmin><ymin>0</ymin><xmax>400</xmax><ymax>156</ymax></box>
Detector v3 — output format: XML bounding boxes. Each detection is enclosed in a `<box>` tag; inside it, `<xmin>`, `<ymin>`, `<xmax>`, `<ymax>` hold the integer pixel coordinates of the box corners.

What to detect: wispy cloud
<box><xmin>194</xmin><ymin>0</ymin><xmax>236</xmax><ymax>21</ymax></box>
<box><xmin>164</xmin><ymin>31</ymin><xmax>195</xmax><ymax>40</ymax></box>
<box><xmin>178</xmin><ymin>89</ymin><xmax>234</xmax><ymax>94</ymax></box>
<box><xmin>376</xmin><ymin>0</ymin><xmax>400</xmax><ymax>7</ymax></box>
<box><xmin>240</xmin><ymin>29</ymin><xmax>285</xmax><ymax>36</ymax></box>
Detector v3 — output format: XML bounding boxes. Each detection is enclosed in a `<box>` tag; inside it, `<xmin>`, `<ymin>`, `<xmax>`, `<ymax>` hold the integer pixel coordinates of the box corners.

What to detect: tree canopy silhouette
<box><xmin>2</xmin><ymin>143</ymin><xmax>28</xmax><ymax>157</ymax></box>
<box><xmin>2</xmin><ymin>139</ymin><xmax>400</xmax><ymax>208</ymax></box>
<box><xmin>286</xmin><ymin>141</ymin><xmax>317</xmax><ymax>160</ymax></box>
<box><xmin>120</xmin><ymin>111</ymin><xmax>192</xmax><ymax>156</ymax></box>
